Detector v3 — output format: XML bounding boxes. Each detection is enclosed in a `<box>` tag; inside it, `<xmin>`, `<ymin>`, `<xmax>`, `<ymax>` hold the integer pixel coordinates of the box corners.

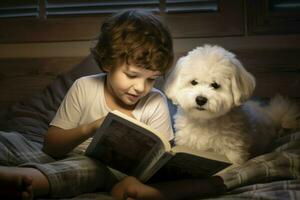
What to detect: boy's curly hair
<box><xmin>91</xmin><ymin>9</ymin><xmax>174</xmax><ymax>74</ymax></box>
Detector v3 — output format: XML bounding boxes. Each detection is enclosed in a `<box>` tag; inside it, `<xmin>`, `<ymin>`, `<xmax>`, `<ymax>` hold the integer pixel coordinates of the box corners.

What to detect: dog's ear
<box><xmin>231</xmin><ymin>58</ymin><xmax>256</xmax><ymax>106</ymax></box>
<box><xmin>163</xmin><ymin>57</ymin><xmax>185</xmax><ymax>104</ymax></box>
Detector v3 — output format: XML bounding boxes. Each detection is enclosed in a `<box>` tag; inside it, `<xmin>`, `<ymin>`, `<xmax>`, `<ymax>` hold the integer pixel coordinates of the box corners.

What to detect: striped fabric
<box><xmin>208</xmin><ymin>179</ymin><xmax>300</xmax><ymax>200</ymax></box>
<box><xmin>218</xmin><ymin>130</ymin><xmax>300</xmax><ymax>190</ymax></box>
<box><xmin>0</xmin><ymin>131</ymin><xmax>119</xmax><ymax>198</ymax></box>
<box><xmin>198</xmin><ymin>130</ymin><xmax>300</xmax><ymax>200</ymax></box>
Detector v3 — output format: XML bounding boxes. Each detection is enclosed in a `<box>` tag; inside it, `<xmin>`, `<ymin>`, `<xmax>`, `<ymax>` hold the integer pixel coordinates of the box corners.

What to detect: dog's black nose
<box><xmin>196</xmin><ymin>96</ymin><xmax>207</xmax><ymax>106</ymax></box>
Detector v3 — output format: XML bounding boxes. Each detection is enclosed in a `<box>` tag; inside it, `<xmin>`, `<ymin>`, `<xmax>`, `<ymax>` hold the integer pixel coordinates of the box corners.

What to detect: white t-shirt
<box><xmin>50</xmin><ymin>74</ymin><xmax>174</xmax><ymax>152</ymax></box>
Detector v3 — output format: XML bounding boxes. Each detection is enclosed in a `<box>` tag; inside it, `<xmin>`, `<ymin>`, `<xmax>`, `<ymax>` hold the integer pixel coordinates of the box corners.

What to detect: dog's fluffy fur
<box><xmin>164</xmin><ymin>45</ymin><xmax>300</xmax><ymax>165</ymax></box>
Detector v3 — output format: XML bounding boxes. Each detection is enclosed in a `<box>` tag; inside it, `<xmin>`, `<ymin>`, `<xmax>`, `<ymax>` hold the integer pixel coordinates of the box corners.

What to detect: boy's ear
<box><xmin>101</xmin><ymin>65</ymin><xmax>111</xmax><ymax>72</ymax></box>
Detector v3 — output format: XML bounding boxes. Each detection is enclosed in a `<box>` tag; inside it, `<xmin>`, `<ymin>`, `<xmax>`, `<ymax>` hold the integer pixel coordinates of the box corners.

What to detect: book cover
<box><xmin>85</xmin><ymin>110</ymin><xmax>170</xmax><ymax>180</ymax></box>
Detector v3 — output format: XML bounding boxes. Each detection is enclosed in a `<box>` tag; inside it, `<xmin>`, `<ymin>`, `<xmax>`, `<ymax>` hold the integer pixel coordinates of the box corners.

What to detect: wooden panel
<box><xmin>247</xmin><ymin>0</ymin><xmax>300</xmax><ymax>35</ymax></box>
<box><xmin>235</xmin><ymin>50</ymin><xmax>300</xmax><ymax>99</ymax></box>
<box><xmin>163</xmin><ymin>0</ymin><xmax>244</xmax><ymax>38</ymax></box>
<box><xmin>253</xmin><ymin>72</ymin><xmax>300</xmax><ymax>98</ymax></box>
<box><xmin>0</xmin><ymin>57</ymin><xmax>83</xmax><ymax>77</ymax></box>
<box><xmin>0</xmin><ymin>0</ymin><xmax>244</xmax><ymax>43</ymax></box>
<box><xmin>235</xmin><ymin>50</ymin><xmax>300</xmax><ymax>73</ymax></box>
<box><xmin>0</xmin><ymin>76</ymin><xmax>54</xmax><ymax>109</ymax></box>
<box><xmin>172</xmin><ymin>35</ymin><xmax>300</xmax><ymax>68</ymax></box>
<box><xmin>0</xmin><ymin>57</ymin><xmax>84</xmax><ymax>109</ymax></box>
<box><xmin>0</xmin><ymin>16</ymin><xmax>104</xmax><ymax>43</ymax></box>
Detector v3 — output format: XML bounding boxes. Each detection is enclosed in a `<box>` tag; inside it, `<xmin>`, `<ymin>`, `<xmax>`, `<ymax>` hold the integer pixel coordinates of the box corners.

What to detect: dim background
<box><xmin>0</xmin><ymin>0</ymin><xmax>299</xmax><ymax>110</ymax></box>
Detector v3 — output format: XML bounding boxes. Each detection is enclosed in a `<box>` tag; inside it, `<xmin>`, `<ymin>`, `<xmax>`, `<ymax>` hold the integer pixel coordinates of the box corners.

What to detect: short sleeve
<box><xmin>50</xmin><ymin>78</ymin><xmax>85</xmax><ymax>129</ymax></box>
<box><xmin>138</xmin><ymin>90</ymin><xmax>174</xmax><ymax>141</ymax></box>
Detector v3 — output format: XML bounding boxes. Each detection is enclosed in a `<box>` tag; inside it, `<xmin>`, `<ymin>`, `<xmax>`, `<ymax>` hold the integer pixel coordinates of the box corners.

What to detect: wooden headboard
<box><xmin>0</xmin><ymin>57</ymin><xmax>85</xmax><ymax>110</ymax></box>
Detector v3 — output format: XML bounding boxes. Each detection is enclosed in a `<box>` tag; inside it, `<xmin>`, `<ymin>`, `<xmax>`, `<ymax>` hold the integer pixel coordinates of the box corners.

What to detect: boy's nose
<box><xmin>134</xmin><ymin>80</ymin><xmax>146</xmax><ymax>93</ymax></box>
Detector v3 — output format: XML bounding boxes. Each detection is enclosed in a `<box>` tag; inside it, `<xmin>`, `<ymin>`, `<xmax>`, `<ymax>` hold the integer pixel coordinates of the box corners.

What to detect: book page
<box><xmin>133</xmin><ymin>142</ymin><xmax>168</xmax><ymax>180</ymax></box>
<box><xmin>149</xmin><ymin>151</ymin><xmax>231</xmax><ymax>182</ymax></box>
<box><xmin>141</xmin><ymin>151</ymin><xmax>174</xmax><ymax>182</ymax></box>
<box><xmin>172</xmin><ymin>145</ymin><xmax>231</xmax><ymax>163</ymax></box>
<box><xmin>112</xmin><ymin>110</ymin><xmax>171</xmax><ymax>150</ymax></box>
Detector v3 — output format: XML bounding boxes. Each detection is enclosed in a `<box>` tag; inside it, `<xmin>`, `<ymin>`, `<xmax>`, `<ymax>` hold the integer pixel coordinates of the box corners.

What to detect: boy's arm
<box><xmin>43</xmin><ymin>117</ymin><xmax>105</xmax><ymax>158</ymax></box>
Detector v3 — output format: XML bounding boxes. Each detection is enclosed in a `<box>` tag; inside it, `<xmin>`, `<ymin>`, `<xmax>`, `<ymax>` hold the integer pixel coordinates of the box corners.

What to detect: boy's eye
<box><xmin>126</xmin><ymin>74</ymin><xmax>137</xmax><ymax>78</ymax></box>
<box><xmin>210</xmin><ymin>82</ymin><xmax>220</xmax><ymax>89</ymax></box>
<box><xmin>190</xmin><ymin>80</ymin><xmax>198</xmax><ymax>85</ymax></box>
<box><xmin>148</xmin><ymin>78</ymin><xmax>156</xmax><ymax>82</ymax></box>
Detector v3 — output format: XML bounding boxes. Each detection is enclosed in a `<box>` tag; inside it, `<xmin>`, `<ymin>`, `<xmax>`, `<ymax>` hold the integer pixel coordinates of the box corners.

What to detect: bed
<box><xmin>0</xmin><ymin>55</ymin><xmax>299</xmax><ymax>200</ymax></box>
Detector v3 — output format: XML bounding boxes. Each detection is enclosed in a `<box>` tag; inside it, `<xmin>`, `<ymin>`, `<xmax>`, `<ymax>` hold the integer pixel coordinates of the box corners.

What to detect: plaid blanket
<box><xmin>206</xmin><ymin>179</ymin><xmax>300</xmax><ymax>200</ymax></box>
<box><xmin>195</xmin><ymin>130</ymin><xmax>300</xmax><ymax>200</ymax></box>
<box><xmin>218</xmin><ymin>130</ymin><xmax>300</xmax><ymax>190</ymax></box>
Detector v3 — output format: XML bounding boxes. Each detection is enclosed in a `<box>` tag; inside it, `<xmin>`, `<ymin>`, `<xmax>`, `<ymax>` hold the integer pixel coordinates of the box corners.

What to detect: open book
<box><xmin>85</xmin><ymin>110</ymin><xmax>232</xmax><ymax>182</ymax></box>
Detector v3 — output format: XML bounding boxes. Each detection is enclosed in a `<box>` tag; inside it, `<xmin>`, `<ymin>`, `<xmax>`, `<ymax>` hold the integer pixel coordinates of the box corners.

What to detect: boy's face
<box><xmin>105</xmin><ymin>64</ymin><xmax>161</xmax><ymax>108</ymax></box>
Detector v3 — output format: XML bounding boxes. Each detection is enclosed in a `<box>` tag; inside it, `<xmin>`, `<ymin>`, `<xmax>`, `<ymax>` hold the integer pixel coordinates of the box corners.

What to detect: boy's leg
<box><xmin>0</xmin><ymin>131</ymin><xmax>55</xmax><ymax>166</ymax></box>
<box><xmin>24</xmin><ymin>155</ymin><xmax>119</xmax><ymax>198</ymax></box>
<box><xmin>0</xmin><ymin>131</ymin><xmax>54</xmax><ymax>198</ymax></box>
<box><xmin>0</xmin><ymin>131</ymin><xmax>119</xmax><ymax>198</ymax></box>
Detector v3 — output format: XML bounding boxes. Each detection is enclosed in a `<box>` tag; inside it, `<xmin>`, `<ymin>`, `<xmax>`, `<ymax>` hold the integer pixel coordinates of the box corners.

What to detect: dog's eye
<box><xmin>210</xmin><ymin>82</ymin><xmax>220</xmax><ymax>89</ymax></box>
<box><xmin>190</xmin><ymin>80</ymin><xmax>198</xmax><ymax>85</ymax></box>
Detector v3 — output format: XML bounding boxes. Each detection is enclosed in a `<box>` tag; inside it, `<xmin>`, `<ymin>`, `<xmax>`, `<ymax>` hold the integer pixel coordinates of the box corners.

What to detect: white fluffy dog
<box><xmin>164</xmin><ymin>45</ymin><xmax>300</xmax><ymax>165</ymax></box>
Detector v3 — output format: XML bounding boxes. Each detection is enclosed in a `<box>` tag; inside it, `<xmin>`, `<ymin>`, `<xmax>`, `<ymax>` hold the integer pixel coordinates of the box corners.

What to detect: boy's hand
<box><xmin>92</xmin><ymin>117</ymin><xmax>106</xmax><ymax>131</ymax></box>
<box><xmin>84</xmin><ymin>117</ymin><xmax>106</xmax><ymax>137</ymax></box>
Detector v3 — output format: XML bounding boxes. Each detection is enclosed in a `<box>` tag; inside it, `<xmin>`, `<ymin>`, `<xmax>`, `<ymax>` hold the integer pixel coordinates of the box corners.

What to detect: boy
<box><xmin>0</xmin><ymin>10</ymin><xmax>226</xmax><ymax>199</ymax></box>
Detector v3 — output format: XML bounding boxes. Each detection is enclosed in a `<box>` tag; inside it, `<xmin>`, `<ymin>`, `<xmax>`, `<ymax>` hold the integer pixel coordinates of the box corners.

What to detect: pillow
<box><xmin>1</xmin><ymin>55</ymin><xmax>100</xmax><ymax>143</ymax></box>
